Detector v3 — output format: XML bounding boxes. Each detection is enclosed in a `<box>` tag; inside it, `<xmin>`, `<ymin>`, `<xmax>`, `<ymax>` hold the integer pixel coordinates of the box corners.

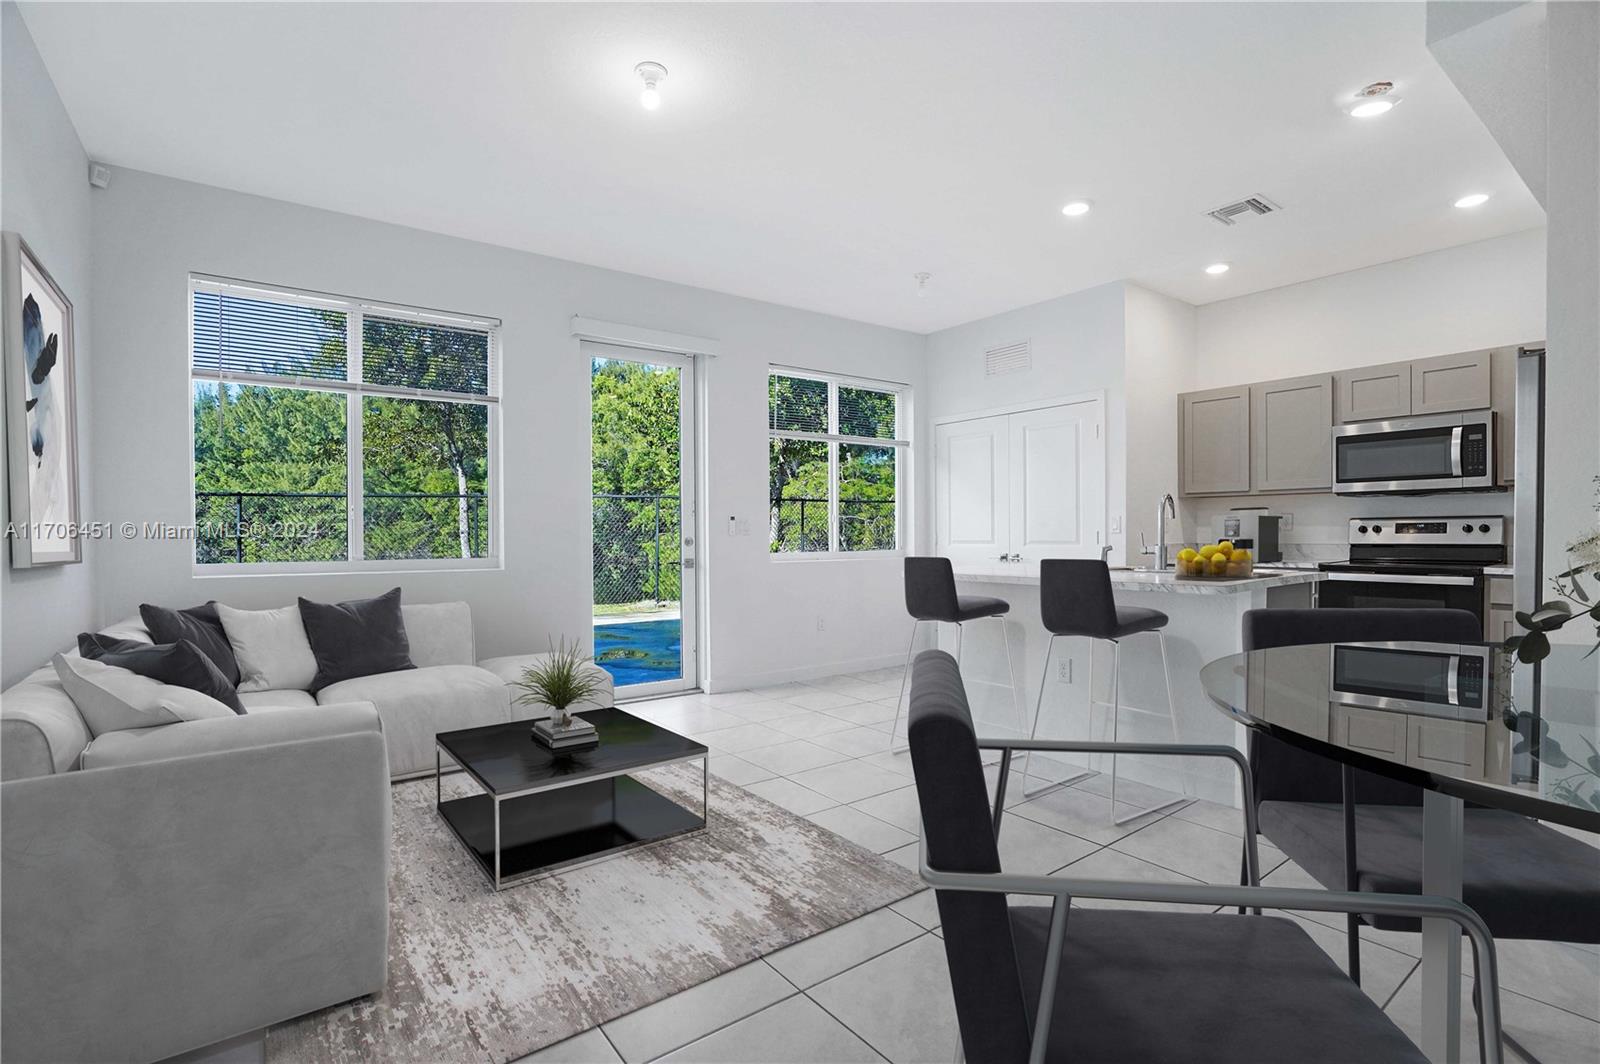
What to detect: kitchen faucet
<box><xmin>1155</xmin><ymin>493</ymin><xmax>1176</xmax><ymax>571</ymax></box>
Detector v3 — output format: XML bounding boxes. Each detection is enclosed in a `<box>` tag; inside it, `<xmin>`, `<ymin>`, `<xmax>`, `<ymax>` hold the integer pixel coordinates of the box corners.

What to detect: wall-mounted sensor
<box><xmin>88</xmin><ymin>163</ymin><xmax>111</xmax><ymax>189</ymax></box>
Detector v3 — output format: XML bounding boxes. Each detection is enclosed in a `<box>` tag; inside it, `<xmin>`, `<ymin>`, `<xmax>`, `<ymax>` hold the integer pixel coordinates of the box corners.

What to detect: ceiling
<box><xmin>19</xmin><ymin>2</ymin><xmax>1543</xmax><ymax>333</ymax></box>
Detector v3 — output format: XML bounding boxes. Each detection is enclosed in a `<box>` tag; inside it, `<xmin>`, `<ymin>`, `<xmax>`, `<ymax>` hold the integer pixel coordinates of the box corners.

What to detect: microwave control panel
<box><xmin>1461</xmin><ymin>424</ymin><xmax>1490</xmax><ymax>477</ymax></box>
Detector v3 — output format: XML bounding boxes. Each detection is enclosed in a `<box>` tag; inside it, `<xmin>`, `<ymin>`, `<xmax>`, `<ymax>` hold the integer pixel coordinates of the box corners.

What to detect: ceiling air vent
<box><xmin>1206</xmin><ymin>195</ymin><xmax>1280</xmax><ymax>226</ymax></box>
<box><xmin>984</xmin><ymin>340</ymin><xmax>1031</xmax><ymax>377</ymax></box>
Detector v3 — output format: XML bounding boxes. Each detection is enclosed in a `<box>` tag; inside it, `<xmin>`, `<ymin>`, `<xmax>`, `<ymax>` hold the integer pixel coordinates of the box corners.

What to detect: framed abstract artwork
<box><xmin>3</xmin><ymin>232</ymin><xmax>82</xmax><ymax>567</ymax></box>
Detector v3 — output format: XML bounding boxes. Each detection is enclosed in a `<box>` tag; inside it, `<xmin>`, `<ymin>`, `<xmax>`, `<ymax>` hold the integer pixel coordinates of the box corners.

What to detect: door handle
<box><xmin>1450</xmin><ymin>426</ymin><xmax>1464</xmax><ymax>477</ymax></box>
<box><xmin>682</xmin><ymin>558</ymin><xmax>695</xmax><ymax>570</ymax></box>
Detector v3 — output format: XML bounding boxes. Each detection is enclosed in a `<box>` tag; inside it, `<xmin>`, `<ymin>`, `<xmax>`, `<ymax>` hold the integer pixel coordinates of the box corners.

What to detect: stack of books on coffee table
<box><xmin>533</xmin><ymin>714</ymin><xmax>599</xmax><ymax>751</ymax></box>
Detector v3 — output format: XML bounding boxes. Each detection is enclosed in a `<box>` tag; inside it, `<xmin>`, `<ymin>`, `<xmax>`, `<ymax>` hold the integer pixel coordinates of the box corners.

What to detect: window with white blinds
<box><xmin>190</xmin><ymin>276</ymin><xmax>500</xmax><ymax>569</ymax></box>
<box><xmin>768</xmin><ymin>368</ymin><xmax>908</xmax><ymax>555</ymax></box>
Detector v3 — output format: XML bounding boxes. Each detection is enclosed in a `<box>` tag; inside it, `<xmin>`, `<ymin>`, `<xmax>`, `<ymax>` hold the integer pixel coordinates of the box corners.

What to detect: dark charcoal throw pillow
<box><xmin>298</xmin><ymin>587</ymin><xmax>414</xmax><ymax>693</ymax></box>
<box><xmin>140</xmin><ymin>601</ymin><xmax>241</xmax><ymax>686</ymax></box>
<box><xmin>77</xmin><ymin>634</ymin><xmax>247</xmax><ymax>714</ymax></box>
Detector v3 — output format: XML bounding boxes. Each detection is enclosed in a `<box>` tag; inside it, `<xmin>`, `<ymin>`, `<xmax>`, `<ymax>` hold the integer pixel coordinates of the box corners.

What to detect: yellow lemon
<box><xmin>1209</xmin><ymin>554</ymin><xmax>1230</xmax><ymax>575</ymax></box>
<box><xmin>1197</xmin><ymin>544</ymin><xmax>1218</xmax><ymax>559</ymax></box>
<box><xmin>1232</xmin><ymin>548</ymin><xmax>1252</xmax><ymax>563</ymax></box>
<box><xmin>1177</xmin><ymin>547</ymin><xmax>1198</xmax><ymax>563</ymax></box>
<box><xmin>1216</xmin><ymin>540</ymin><xmax>1235</xmax><ymax>554</ymax></box>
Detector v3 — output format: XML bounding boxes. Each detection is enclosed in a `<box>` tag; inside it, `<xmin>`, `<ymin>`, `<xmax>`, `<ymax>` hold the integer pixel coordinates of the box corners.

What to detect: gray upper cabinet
<box><xmin>1411</xmin><ymin>350</ymin><xmax>1492</xmax><ymax>414</ymax></box>
<box><xmin>1180</xmin><ymin>386</ymin><xmax>1251</xmax><ymax>496</ymax></box>
<box><xmin>1251</xmin><ymin>374</ymin><xmax>1333</xmax><ymax>493</ymax></box>
<box><xmin>1336</xmin><ymin>361</ymin><xmax>1411</xmax><ymax>423</ymax></box>
<box><xmin>1489</xmin><ymin>346</ymin><xmax>1518</xmax><ymax>486</ymax></box>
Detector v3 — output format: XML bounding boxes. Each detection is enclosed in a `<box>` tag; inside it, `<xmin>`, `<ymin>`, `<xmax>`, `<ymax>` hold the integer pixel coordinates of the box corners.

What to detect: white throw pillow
<box><xmin>52</xmin><ymin>654</ymin><xmax>235</xmax><ymax>736</ymax></box>
<box><xmin>215</xmin><ymin>603</ymin><xmax>318</xmax><ymax>692</ymax></box>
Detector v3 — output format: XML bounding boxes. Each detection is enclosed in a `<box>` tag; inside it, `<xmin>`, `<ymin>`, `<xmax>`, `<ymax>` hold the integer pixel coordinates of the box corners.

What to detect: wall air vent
<box><xmin>1206</xmin><ymin>195</ymin><xmax>1280</xmax><ymax>226</ymax></box>
<box><xmin>984</xmin><ymin>339</ymin><xmax>1032</xmax><ymax>377</ymax></box>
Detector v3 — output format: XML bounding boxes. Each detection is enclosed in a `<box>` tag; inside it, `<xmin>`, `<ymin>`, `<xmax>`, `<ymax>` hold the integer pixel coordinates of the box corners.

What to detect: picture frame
<box><xmin>3</xmin><ymin>231</ymin><xmax>82</xmax><ymax>567</ymax></box>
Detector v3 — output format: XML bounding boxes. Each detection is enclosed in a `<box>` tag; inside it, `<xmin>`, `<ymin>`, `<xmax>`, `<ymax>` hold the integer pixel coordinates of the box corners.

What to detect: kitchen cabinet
<box><xmin>1251</xmin><ymin>374</ymin><xmax>1332</xmax><ymax>493</ymax></box>
<box><xmin>1490</xmin><ymin>346</ymin><xmax>1518</xmax><ymax>486</ymax></box>
<box><xmin>935</xmin><ymin>398</ymin><xmax>1106</xmax><ymax>563</ymax></box>
<box><xmin>1411</xmin><ymin>350</ymin><xmax>1492</xmax><ymax>414</ymax></box>
<box><xmin>1406</xmin><ymin>716</ymin><xmax>1487</xmax><ymax>778</ymax></box>
<box><xmin>1486</xmin><ymin>576</ymin><xmax>1515</xmax><ymax>643</ymax></box>
<box><xmin>1179</xmin><ymin>386</ymin><xmax>1251</xmax><ymax>496</ymax></box>
<box><xmin>1333</xmin><ymin>704</ymin><xmax>1408</xmax><ymax>761</ymax></box>
<box><xmin>1336</xmin><ymin>362</ymin><xmax>1412</xmax><ymax>423</ymax></box>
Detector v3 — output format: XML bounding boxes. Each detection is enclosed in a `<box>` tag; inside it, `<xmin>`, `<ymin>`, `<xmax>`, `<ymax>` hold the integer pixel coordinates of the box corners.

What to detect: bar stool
<box><xmin>889</xmin><ymin>557</ymin><xmax>1025</xmax><ymax>748</ymax></box>
<box><xmin>1024</xmin><ymin>559</ymin><xmax>1191</xmax><ymax>822</ymax></box>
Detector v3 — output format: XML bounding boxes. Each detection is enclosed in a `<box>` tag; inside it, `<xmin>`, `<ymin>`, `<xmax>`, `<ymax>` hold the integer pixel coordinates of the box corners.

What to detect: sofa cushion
<box><xmin>400</xmin><ymin>602</ymin><xmax>475</xmax><ymax>667</ymax></box>
<box><xmin>81</xmin><ymin>703</ymin><xmax>381</xmax><ymax>770</ymax></box>
<box><xmin>479</xmin><ymin>654</ymin><xmax>614</xmax><ymax>720</ymax></box>
<box><xmin>78</xmin><ymin>634</ymin><xmax>246</xmax><ymax>714</ymax></box>
<box><xmin>299</xmin><ymin>588</ymin><xmax>415</xmax><ymax>692</ymax></box>
<box><xmin>317</xmin><ymin>665</ymin><xmax>508</xmax><ymax>777</ymax></box>
<box><xmin>140</xmin><ymin>601</ymin><xmax>242</xmax><ymax>685</ymax></box>
<box><xmin>216</xmin><ymin>603</ymin><xmax>318</xmax><ymax>692</ymax></box>
<box><xmin>52</xmin><ymin>655</ymin><xmax>236</xmax><ymax>736</ymax></box>
<box><xmin>0</xmin><ymin>674</ymin><xmax>91</xmax><ymax>780</ymax></box>
<box><xmin>238</xmin><ymin>689</ymin><xmax>318</xmax><ymax>711</ymax></box>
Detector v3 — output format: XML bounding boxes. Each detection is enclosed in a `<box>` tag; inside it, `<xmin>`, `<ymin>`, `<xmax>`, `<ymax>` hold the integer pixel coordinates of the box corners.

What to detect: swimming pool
<box><xmin>593</xmin><ymin>618</ymin><xmax>682</xmax><ymax>687</ymax></box>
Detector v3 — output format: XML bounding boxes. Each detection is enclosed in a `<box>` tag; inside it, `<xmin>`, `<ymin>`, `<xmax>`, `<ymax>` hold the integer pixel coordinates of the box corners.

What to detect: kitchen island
<box><xmin>946</xmin><ymin>562</ymin><xmax>1322</xmax><ymax>806</ymax></box>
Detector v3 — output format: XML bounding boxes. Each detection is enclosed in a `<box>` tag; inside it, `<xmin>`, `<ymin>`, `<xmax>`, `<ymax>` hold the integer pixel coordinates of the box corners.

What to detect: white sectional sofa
<box><xmin>0</xmin><ymin>599</ymin><xmax>613</xmax><ymax>1062</ymax></box>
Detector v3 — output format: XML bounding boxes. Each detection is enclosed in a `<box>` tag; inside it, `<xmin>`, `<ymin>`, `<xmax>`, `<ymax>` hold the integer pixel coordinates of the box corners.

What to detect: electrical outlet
<box><xmin>1280</xmin><ymin>512</ymin><xmax>1294</xmax><ymax>531</ymax></box>
<box><xmin>816</xmin><ymin>616</ymin><xmax>826</xmax><ymax>632</ymax></box>
<box><xmin>1058</xmin><ymin>659</ymin><xmax>1073</xmax><ymax>683</ymax></box>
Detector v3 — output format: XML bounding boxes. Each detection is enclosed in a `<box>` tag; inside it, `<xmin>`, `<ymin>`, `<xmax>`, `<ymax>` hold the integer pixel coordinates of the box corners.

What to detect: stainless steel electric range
<box><xmin>1317</xmin><ymin>517</ymin><xmax>1506</xmax><ymax>631</ymax></box>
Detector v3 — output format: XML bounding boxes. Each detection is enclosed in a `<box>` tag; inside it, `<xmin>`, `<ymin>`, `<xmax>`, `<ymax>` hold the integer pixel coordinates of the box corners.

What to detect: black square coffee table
<box><xmin>434</xmin><ymin>707</ymin><xmax>708</xmax><ymax>890</ymax></box>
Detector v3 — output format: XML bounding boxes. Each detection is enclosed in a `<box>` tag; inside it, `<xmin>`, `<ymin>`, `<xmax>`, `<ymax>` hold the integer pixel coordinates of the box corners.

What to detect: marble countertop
<box><xmin>952</xmin><ymin>562</ymin><xmax>1324</xmax><ymax>595</ymax></box>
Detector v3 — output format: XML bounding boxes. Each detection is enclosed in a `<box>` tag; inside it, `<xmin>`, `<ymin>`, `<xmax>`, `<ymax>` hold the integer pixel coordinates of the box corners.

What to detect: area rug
<box><xmin>266</xmin><ymin>765</ymin><xmax>923</xmax><ymax>1063</ymax></box>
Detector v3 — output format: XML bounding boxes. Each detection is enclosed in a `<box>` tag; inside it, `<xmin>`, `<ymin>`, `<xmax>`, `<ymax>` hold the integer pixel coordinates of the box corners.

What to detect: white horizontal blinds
<box><xmin>192</xmin><ymin>288</ymin><xmax>348</xmax><ymax>383</ymax></box>
<box><xmin>769</xmin><ymin>373</ymin><xmax>829</xmax><ymax>434</ymax></box>
<box><xmin>362</xmin><ymin>315</ymin><xmax>494</xmax><ymax>399</ymax></box>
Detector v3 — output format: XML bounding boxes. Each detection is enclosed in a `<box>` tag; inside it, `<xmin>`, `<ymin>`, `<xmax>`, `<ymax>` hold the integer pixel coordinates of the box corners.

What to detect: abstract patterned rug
<box><xmin>267</xmin><ymin>766</ymin><xmax>923</xmax><ymax>1063</ymax></box>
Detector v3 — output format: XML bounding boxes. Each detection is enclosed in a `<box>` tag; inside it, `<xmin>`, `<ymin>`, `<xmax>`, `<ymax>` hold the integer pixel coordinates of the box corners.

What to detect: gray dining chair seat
<box><xmin>1008</xmin><ymin>906</ymin><xmax>1426</xmax><ymax>1063</ymax></box>
<box><xmin>951</xmin><ymin>594</ymin><xmax>1010</xmax><ymax>622</ymax></box>
<box><xmin>1107</xmin><ymin>604</ymin><xmax>1168</xmax><ymax>639</ymax></box>
<box><xmin>1259</xmin><ymin>801</ymin><xmax>1600</xmax><ymax>942</ymax></box>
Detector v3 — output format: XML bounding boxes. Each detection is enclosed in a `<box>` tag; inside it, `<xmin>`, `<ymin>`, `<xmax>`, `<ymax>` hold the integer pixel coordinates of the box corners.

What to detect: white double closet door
<box><xmin>934</xmin><ymin>397</ymin><xmax>1106</xmax><ymax>565</ymax></box>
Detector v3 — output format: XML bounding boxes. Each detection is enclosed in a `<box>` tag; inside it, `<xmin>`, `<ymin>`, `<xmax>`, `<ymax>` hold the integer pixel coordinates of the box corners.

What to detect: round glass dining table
<box><xmin>1200</xmin><ymin>640</ymin><xmax>1599</xmax><ymax>1064</ymax></box>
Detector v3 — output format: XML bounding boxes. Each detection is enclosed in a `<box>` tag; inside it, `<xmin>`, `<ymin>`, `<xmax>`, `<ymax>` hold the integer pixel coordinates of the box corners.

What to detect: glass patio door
<box><xmin>588</xmin><ymin>343</ymin><xmax>697</xmax><ymax>696</ymax></box>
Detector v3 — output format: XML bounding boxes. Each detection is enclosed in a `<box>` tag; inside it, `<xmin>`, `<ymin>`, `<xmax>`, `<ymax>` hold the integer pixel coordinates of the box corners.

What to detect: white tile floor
<box><xmin>516</xmin><ymin>665</ymin><xmax>1600</xmax><ymax>1063</ymax></box>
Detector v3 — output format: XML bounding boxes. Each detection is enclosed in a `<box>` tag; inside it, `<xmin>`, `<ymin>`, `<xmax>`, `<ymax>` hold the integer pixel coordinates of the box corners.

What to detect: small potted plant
<box><xmin>513</xmin><ymin>639</ymin><xmax>604</xmax><ymax>732</ymax></box>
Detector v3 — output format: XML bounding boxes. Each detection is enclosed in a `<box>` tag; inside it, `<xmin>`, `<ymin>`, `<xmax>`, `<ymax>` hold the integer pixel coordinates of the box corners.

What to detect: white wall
<box><xmin>85</xmin><ymin>168</ymin><xmax>926</xmax><ymax>689</ymax></box>
<box><xmin>1123</xmin><ymin>286</ymin><xmax>1196</xmax><ymax>561</ymax></box>
<box><xmin>0</xmin><ymin>3</ymin><xmax>97</xmax><ymax>687</ymax></box>
<box><xmin>921</xmin><ymin>281</ymin><xmax>1129</xmax><ymax>560</ymax></box>
<box><xmin>1184</xmin><ymin>229</ymin><xmax>1546</xmax><ymax>555</ymax></box>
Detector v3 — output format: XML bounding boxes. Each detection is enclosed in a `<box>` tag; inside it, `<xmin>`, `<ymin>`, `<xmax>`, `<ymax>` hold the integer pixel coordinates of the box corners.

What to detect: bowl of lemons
<box><xmin>1175</xmin><ymin>540</ymin><xmax>1254</xmax><ymax>579</ymax></box>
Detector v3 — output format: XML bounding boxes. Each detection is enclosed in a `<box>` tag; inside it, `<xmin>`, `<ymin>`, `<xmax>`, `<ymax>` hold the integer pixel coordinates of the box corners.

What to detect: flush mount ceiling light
<box><xmin>914</xmin><ymin>272</ymin><xmax>932</xmax><ymax>297</ymax></box>
<box><xmin>1454</xmin><ymin>192</ymin><xmax>1492</xmax><ymax>209</ymax></box>
<box><xmin>1347</xmin><ymin>81</ymin><xmax>1400</xmax><ymax>118</ymax></box>
<box><xmin>635</xmin><ymin>61</ymin><xmax>668</xmax><ymax>111</ymax></box>
<box><xmin>1061</xmin><ymin>200</ymin><xmax>1092</xmax><ymax>217</ymax></box>
<box><xmin>1204</xmin><ymin>262</ymin><xmax>1231</xmax><ymax>275</ymax></box>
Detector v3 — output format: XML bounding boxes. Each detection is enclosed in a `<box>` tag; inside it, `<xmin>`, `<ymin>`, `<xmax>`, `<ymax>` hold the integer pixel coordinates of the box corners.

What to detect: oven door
<box><xmin>1318</xmin><ymin>571</ymin><xmax>1486</xmax><ymax>626</ymax></box>
<box><xmin>1332</xmin><ymin>412</ymin><xmax>1493</xmax><ymax>494</ymax></box>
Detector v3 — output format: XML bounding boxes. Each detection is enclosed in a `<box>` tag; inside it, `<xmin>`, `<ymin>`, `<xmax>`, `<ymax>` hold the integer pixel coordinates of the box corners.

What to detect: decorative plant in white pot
<box><xmin>512</xmin><ymin>640</ymin><xmax>603</xmax><ymax>730</ymax></box>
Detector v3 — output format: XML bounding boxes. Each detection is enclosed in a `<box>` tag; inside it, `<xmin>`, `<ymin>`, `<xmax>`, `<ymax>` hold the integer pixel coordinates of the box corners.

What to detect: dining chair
<box><xmin>906</xmin><ymin>648</ymin><xmax>1501</xmax><ymax>1064</ymax></box>
<box><xmin>889</xmin><ymin>557</ymin><xmax>1025</xmax><ymax>748</ymax></box>
<box><xmin>1240</xmin><ymin>607</ymin><xmax>1600</xmax><ymax>1062</ymax></box>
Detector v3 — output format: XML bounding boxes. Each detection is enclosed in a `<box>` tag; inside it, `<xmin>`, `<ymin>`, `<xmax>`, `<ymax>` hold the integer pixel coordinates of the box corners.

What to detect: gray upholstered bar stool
<box><xmin>1024</xmin><ymin>558</ymin><xmax>1191</xmax><ymax>821</ymax></box>
<box><xmin>889</xmin><ymin>557</ymin><xmax>1024</xmax><ymax>749</ymax></box>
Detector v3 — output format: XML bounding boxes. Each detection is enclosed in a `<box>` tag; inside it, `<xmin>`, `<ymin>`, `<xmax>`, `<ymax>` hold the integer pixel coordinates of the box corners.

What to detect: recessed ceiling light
<box><xmin>1061</xmin><ymin>200</ymin><xmax>1092</xmax><ymax>217</ymax></box>
<box><xmin>1454</xmin><ymin>192</ymin><xmax>1491</xmax><ymax>209</ymax></box>
<box><xmin>1347</xmin><ymin>81</ymin><xmax>1400</xmax><ymax>118</ymax></box>
<box><xmin>1205</xmin><ymin>262</ymin><xmax>1231</xmax><ymax>275</ymax></box>
<box><xmin>635</xmin><ymin>61</ymin><xmax>667</xmax><ymax>111</ymax></box>
<box><xmin>914</xmin><ymin>272</ymin><xmax>932</xmax><ymax>297</ymax></box>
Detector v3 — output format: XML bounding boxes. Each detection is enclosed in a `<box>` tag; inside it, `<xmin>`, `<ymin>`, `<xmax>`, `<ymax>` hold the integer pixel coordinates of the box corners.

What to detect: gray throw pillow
<box><xmin>298</xmin><ymin>587</ymin><xmax>415</xmax><ymax>693</ymax></box>
<box><xmin>139</xmin><ymin>601</ymin><xmax>241</xmax><ymax>685</ymax></box>
<box><xmin>78</xmin><ymin>633</ymin><xmax>247</xmax><ymax>714</ymax></box>
<box><xmin>52</xmin><ymin>654</ymin><xmax>236</xmax><ymax>737</ymax></box>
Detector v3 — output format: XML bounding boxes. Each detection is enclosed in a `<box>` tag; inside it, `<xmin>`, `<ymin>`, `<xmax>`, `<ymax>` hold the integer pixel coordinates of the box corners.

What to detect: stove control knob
<box><xmin>1463</xmin><ymin>524</ymin><xmax>1474</xmax><ymax>534</ymax></box>
<box><xmin>1479</xmin><ymin>523</ymin><xmax>1492</xmax><ymax>534</ymax></box>
<box><xmin>1357</xmin><ymin>525</ymin><xmax>1369</xmax><ymax>534</ymax></box>
<box><xmin>1371</xmin><ymin>524</ymin><xmax>1383</xmax><ymax>533</ymax></box>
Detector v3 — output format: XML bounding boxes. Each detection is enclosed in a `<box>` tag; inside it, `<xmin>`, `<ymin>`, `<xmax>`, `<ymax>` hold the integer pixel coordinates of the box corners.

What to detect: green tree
<box><xmin>591</xmin><ymin>359</ymin><xmax>682</xmax><ymax>605</ymax></box>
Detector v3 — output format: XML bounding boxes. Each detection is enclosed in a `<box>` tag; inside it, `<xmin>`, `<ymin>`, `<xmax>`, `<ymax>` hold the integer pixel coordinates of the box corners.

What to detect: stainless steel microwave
<box><xmin>1332</xmin><ymin>411</ymin><xmax>1495</xmax><ymax>494</ymax></box>
<box><xmin>1330</xmin><ymin>642</ymin><xmax>1493</xmax><ymax>720</ymax></box>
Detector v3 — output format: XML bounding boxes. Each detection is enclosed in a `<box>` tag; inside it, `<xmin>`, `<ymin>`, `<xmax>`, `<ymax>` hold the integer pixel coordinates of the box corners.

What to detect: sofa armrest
<box><xmin>80</xmin><ymin>702</ymin><xmax>382</xmax><ymax>770</ymax></box>
<box><xmin>1</xmin><ymin>707</ymin><xmax>390</xmax><ymax>1063</ymax></box>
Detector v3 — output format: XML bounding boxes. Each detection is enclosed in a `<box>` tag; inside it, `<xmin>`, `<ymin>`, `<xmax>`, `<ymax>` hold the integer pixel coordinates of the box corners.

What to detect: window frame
<box><xmin>768</xmin><ymin>365</ymin><xmax>910</xmax><ymax>560</ymax></box>
<box><xmin>188</xmin><ymin>274</ymin><xmax>502</xmax><ymax>575</ymax></box>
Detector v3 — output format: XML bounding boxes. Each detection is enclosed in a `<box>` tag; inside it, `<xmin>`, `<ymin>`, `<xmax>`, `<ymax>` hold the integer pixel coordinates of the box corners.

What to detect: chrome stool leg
<box><xmin>888</xmin><ymin>619</ymin><xmax>924</xmax><ymax>750</ymax></box>
<box><xmin>1023</xmin><ymin>634</ymin><xmax>1092</xmax><ymax>799</ymax></box>
<box><xmin>998</xmin><ymin>616</ymin><xmax>1028</xmax><ymax>738</ymax></box>
<box><xmin>1110</xmin><ymin>630</ymin><xmax>1193</xmax><ymax>825</ymax></box>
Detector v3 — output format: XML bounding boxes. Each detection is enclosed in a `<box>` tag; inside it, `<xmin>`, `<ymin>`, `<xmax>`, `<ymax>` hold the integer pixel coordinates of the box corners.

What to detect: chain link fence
<box><xmin>195</xmin><ymin>491</ymin><xmax>487</xmax><ymax>563</ymax></box>
<box><xmin>770</xmin><ymin>497</ymin><xmax>896</xmax><ymax>552</ymax></box>
<box><xmin>593</xmin><ymin>493</ymin><xmax>681</xmax><ymax>611</ymax></box>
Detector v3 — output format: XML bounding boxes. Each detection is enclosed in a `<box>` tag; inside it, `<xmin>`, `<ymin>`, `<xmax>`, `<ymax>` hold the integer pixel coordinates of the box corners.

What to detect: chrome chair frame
<box><xmin>889</xmin><ymin>616</ymin><xmax>1026</xmax><ymax>751</ymax></box>
<box><xmin>925</xmin><ymin>735</ymin><xmax>1505</xmax><ymax>1064</ymax></box>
